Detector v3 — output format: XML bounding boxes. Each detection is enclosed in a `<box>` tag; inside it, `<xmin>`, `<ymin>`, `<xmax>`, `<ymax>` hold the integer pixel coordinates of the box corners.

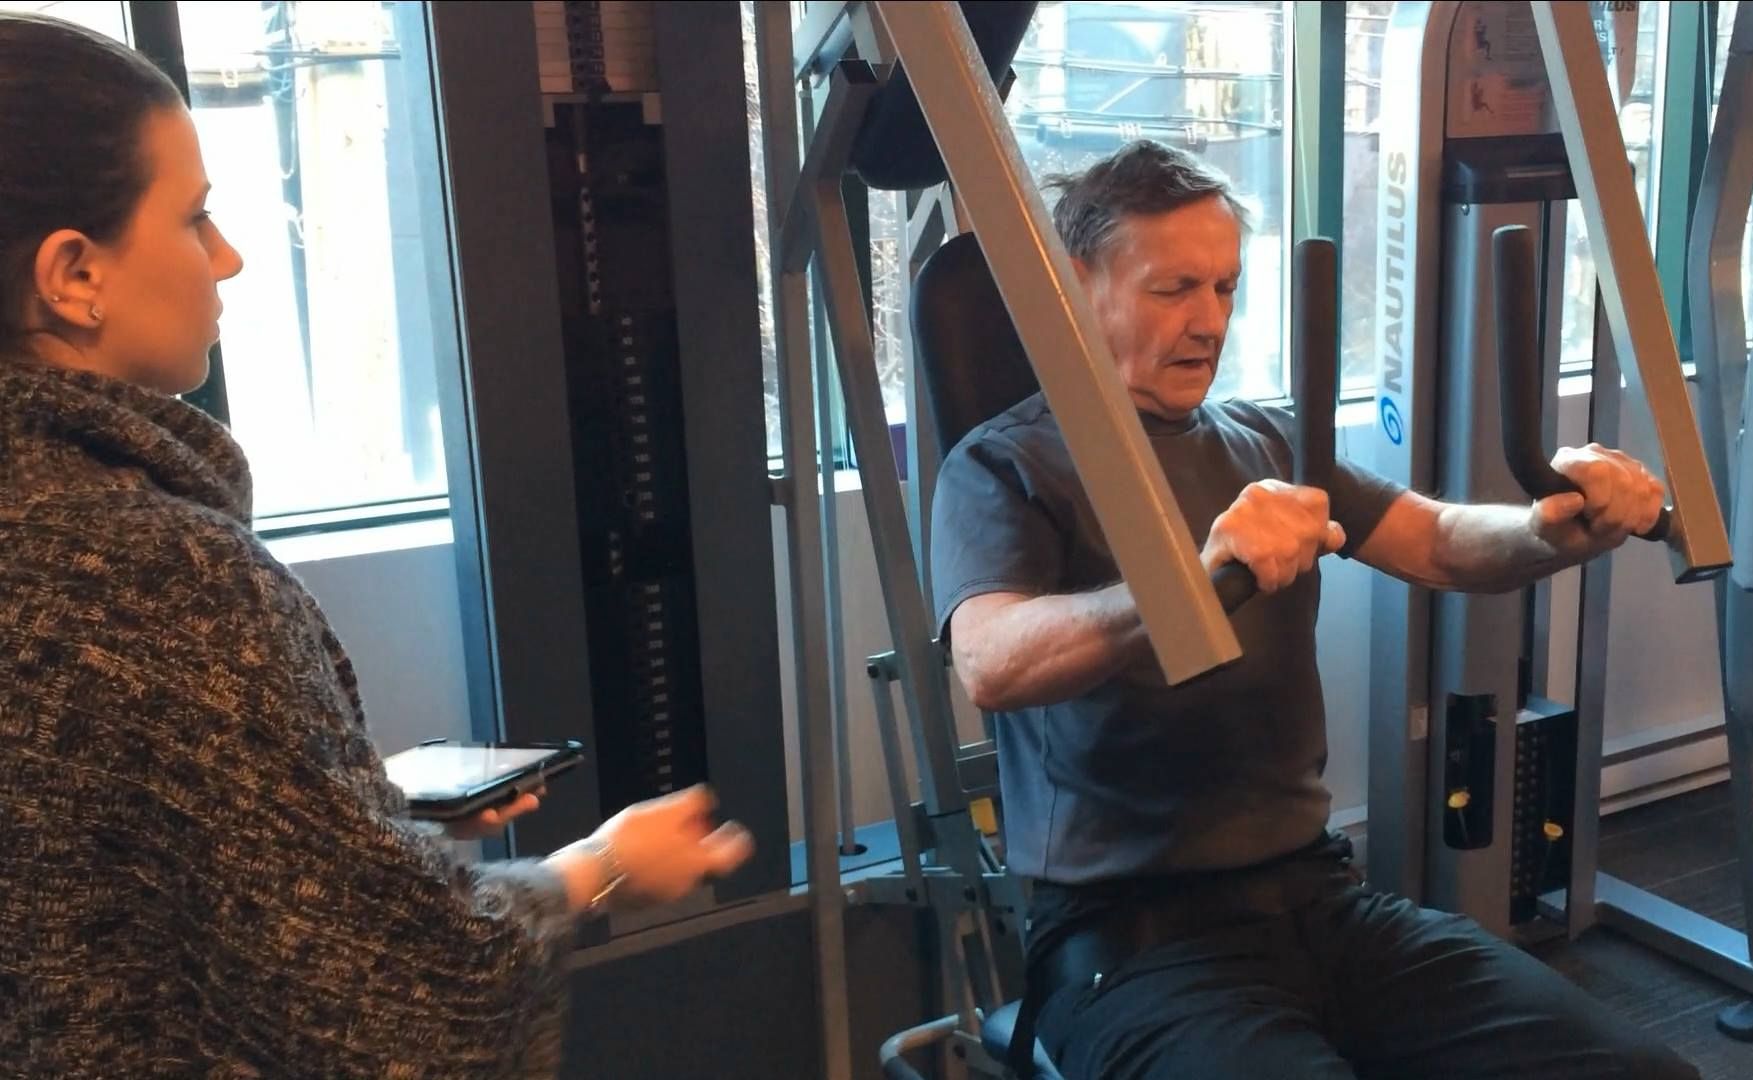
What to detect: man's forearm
<box><xmin>1433</xmin><ymin>502</ymin><xmax>1572</xmax><ymax>593</ymax></box>
<box><xmin>954</xmin><ymin>583</ymin><xmax>1151</xmax><ymax>711</ymax></box>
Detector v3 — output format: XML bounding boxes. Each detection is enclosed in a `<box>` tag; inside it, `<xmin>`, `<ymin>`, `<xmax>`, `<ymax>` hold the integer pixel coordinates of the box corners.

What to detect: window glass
<box><xmin>1343</xmin><ymin>3</ymin><xmax>1660</xmax><ymax>384</ymax></box>
<box><xmin>1006</xmin><ymin>1</ymin><xmax>1290</xmax><ymax>401</ymax></box>
<box><xmin>1340</xmin><ymin>1</ymin><xmax>1392</xmax><ymax>396</ymax></box>
<box><xmin>180</xmin><ymin>0</ymin><xmax>451</xmax><ymax>519</ymax></box>
<box><xmin>1558</xmin><ymin>1</ymin><xmax>1661</xmax><ymax>370</ymax></box>
<box><xmin>748</xmin><ymin>1</ymin><xmax>1292</xmax><ymax>457</ymax></box>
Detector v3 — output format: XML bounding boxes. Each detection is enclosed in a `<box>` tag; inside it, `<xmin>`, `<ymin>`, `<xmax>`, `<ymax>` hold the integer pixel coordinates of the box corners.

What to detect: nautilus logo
<box><xmin>1380</xmin><ymin>396</ymin><xmax>1404</xmax><ymax>446</ymax></box>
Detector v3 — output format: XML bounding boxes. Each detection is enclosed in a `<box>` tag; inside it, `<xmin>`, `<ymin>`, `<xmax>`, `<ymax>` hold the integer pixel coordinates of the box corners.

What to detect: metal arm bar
<box><xmin>1532</xmin><ymin>0</ymin><xmax>1733</xmax><ymax>582</ymax></box>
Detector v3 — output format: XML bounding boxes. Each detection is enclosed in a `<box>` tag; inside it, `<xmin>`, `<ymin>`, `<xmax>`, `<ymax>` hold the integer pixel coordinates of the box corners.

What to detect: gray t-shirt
<box><xmin>931</xmin><ymin>393</ymin><xmax>1405</xmax><ymax>884</ymax></box>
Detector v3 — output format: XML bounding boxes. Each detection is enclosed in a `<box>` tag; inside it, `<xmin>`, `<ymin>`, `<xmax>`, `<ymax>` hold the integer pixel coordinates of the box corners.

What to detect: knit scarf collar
<box><xmin>0</xmin><ymin>357</ymin><xmax>253</xmax><ymax>525</ymax></box>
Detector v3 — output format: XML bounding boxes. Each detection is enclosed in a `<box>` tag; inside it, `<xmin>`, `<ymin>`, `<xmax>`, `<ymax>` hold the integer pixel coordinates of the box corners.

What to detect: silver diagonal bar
<box><xmin>805</xmin><ymin>61</ymin><xmax>1006</xmax><ymax>1024</ymax></box>
<box><xmin>757</xmin><ymin>5</ymin><xmax>852</xmax><ymax>1078</ymax></box>
<box><xmin>1532</xmin><ymin>0</ymin><xmax>1733</xmax><ymax>581</ymax></box>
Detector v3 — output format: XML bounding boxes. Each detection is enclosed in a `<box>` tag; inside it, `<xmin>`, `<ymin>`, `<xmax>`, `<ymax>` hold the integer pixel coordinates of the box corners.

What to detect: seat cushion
<box><xmin>980</xmin><ymin>1001</ymin><xmax>1065</xmax><ymax>1079</ymax></box>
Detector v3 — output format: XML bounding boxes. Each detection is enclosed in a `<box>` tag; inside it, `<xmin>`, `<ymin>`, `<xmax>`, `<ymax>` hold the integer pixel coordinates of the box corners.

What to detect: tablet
<box><xmin>383</xmin><ymin>740</ymin><xmax>586</xmax><ymax>822</ymax></box>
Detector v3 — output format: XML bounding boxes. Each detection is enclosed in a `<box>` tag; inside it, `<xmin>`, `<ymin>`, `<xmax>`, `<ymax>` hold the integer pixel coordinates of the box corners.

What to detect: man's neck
<box><xmin>1130</xmin><ymin>392</ymin><xmax>1200</xmax><ymax>434</ymax></box>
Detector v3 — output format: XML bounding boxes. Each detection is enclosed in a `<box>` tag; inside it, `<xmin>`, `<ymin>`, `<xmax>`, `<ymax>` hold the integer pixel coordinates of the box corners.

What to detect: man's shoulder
<box><xmin>1205</xmin><ymin>397</ymin><xmax>1293</xmax><ymax>442</ymax></box>
<box><xmin>946</xmin><ymin>392</ymin><xmax>1067</xmax><ymax>471</ymax></box>
<box><xmin>966</xmin><ymin>391</ymin><xmax>1059</xmax><ymax>444</ymax></box>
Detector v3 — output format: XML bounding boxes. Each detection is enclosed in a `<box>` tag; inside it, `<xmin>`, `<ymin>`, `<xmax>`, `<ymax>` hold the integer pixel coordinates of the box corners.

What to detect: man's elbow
<box><xmin>950</xmin><ymin>642</ymin><xmax>1017</xmax><ymax>713</ymax></box>
<box><xmin>966</xmin><ymin>677</ymin><xmax>1018</xmax><ymax>714</ymax></box>
<box><xmin>955</xmin><ymin>657</ymin><xmax>1008</xmax><ymax>713</ymax></box>
<box><xmin>947</xmin><ymin>595</ymin><xmax>1042</xmax><ymax>711</ymax></box>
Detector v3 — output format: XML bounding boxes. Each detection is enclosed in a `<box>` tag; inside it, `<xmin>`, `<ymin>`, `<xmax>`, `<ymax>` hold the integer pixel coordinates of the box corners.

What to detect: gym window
<box><xmin>1006</xmin><ymin>1</ymin><xmax>1291</xmax><ymax>403</ymax></box>
<box><xmin>748</xmin><ymin>0</ymin><xmax>1292</xmax><ymax>468</ymax></box>
<box><xmin>1</xmin><ymin>1</ymin><xmax>456</xmax><ymax>534</ymax></box>
<box><xmin>1342</xmin><ymin>1</ymin><xmax>1661</xmax><ymax>393</ymax></box>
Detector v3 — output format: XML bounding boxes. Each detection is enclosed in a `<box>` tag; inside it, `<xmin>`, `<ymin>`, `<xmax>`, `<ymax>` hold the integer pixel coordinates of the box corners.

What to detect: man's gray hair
<box><xmin>1044</xmin><ymin>140</ymin><xmax>1253</xmax><ymax>265</ymax></box>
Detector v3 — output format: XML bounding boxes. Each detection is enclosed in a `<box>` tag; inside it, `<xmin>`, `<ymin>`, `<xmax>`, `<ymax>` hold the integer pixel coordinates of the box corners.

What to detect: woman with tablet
<box><xmin>0</xmin><ymin>13</ymin><xmax>752</xmax><ymax>1077</ymax></box>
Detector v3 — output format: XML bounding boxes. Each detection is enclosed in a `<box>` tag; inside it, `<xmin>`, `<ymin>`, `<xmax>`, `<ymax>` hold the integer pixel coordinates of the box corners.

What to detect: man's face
<box><xmin>1074</xmin><ymin>196</ymin><xmax>1243</xmax><ymax>422</ymax></box>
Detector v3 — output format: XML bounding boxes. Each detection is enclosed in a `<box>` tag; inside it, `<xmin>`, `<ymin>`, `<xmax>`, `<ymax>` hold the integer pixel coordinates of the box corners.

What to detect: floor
<box><xmin>1534</xmin><ymin>782</ymin><xmax>1753</xmax><ymax>1080</ymax></box>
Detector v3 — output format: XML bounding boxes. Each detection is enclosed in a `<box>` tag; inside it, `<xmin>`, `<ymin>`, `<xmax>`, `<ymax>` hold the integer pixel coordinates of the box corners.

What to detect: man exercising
<box><xmin>931</xmin><ymin>141</ymin><xmax>1698</xmax><ymax>1080</ymax></box>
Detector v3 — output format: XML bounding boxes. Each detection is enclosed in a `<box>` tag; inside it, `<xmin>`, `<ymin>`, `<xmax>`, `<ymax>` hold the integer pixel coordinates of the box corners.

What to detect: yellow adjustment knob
<box><xmin>1447</xmin><ymin>789</ymin><xmax>1471</xmax><ymax>810</ymax></box>
<box><xmin>1543</xmin><ymin>821</ymin><xmax>1565</xmax><ymax>841</ymax></box>
<box><xmin>970</xmin><ymin>797</ymin><xmax>999</xmax><ymax>836</ymax></box>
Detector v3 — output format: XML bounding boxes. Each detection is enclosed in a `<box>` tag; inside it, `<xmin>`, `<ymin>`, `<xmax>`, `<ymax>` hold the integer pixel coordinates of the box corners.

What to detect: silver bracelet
<box><xmin>580</xmin><ymin>837</ymin><xmax>627</xmax><ymax>915</ymax></box>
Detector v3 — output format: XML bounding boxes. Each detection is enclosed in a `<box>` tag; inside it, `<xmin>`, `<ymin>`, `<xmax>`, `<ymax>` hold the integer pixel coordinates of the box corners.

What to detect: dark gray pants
<box><xmin>1035</xmin><ymin>883</ymin><xmax>1699</xmax><ymax>1080</ymax></box>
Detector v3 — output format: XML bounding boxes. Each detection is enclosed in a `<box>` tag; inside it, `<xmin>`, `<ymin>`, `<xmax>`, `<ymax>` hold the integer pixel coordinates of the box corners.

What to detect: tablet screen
<box><xmin>384</xmin><ymin>745</ymin><xmax>554</xmax><ymax>801</ymax></box>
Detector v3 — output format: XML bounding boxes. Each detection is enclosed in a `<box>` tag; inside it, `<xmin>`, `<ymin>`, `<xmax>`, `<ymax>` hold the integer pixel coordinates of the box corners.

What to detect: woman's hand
<box><xmin>441</xmin><ymin>789</ymin><xmax>544</xmax><ymax>841</ymax></box>
<box><xmin>547</xmin><ymin>785</ymin><xmax>755</xmax><ymax>914</ymax></box>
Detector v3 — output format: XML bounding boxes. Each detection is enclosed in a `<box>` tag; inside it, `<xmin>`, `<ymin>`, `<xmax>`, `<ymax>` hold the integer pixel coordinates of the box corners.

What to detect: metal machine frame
<box><xmin>1586</xmin><ymin>0</ymin><xmax>1753</xmax><ymax>1034</ymax></box>
<box><xmin>1368</xmin><ymin>0</ymin><xmax>1739</xmax><ymax>977</ymax></box>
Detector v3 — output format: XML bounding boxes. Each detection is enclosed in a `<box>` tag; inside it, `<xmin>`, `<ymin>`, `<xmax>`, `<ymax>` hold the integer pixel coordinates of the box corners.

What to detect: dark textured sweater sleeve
<box><xmin>4</xmin><ymin>516</ymin><xmax>578</xmax><ymax>1078</ymax></box>
<box><xmin>174</xmin><ymin>528</ymin><xmax>580</xmax><ymax>1077</ymax></box>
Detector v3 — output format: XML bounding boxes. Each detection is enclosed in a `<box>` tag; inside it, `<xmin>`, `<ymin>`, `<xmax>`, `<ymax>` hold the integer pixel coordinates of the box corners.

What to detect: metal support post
<box><xmin>802</xmin><ymin>63</ymin><xmax>1005</xmax><ymax>1023</ymax></box>
<box><xmin>755</xmin><ymin>5</ymin><xmax>852</xmax><ymax>1077</ymax></box>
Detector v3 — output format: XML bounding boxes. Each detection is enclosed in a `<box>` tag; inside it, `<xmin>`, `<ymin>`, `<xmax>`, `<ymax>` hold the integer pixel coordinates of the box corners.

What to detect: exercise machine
<box><xmin>1366</xmin><ymin>0</ymin><xmax>1733</xmax><ymax>954</ymax></box>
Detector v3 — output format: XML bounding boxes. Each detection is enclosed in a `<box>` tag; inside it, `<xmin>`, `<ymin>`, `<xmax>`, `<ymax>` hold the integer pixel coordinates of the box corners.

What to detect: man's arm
<box><xmin>948</xmin><ymin>480</ymin><xmax>1343</xmax><ymax>711</ymax></box>
<box><xmin>1354</xmin><ymin>444</ymin><xmax>1666</xmax><ymax>593</ymax></box>
<box><xmin>949</xmin><ymin>585</ymin><xmax>1149</xmax><ymax>712</ymax></box>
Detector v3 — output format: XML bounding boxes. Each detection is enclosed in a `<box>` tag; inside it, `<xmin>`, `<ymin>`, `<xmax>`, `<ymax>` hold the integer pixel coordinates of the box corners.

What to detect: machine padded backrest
<box><xmin>911</xmin><ymin>231</ymin><xmax>1043</xmax><ymax>459</ymax></box>
<box><xmin>848</xmin><ymin>1</ymin><xmax>1038</xmax><ymax>192</ymax></box>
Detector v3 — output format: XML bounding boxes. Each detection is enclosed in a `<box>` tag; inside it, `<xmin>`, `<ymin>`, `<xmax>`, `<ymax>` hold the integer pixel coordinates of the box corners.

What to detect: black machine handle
<box><xmin>1294</xmin><ymin>237</ymin><xmax>1340</xmax><ymax>493</ymax></box>
<box><xmin>1492</xmin><ymin>225</ymin><xmax>1671</xmax><ymax>542</ymax></box>
<box><xmin>1213</xmin><ymin>561</ymin><xmax>1258</xmax><ymax>613</ymax></box>
<box><xmin>1213</xmin><ymin>237</ymin><xmax>1340</xmax><ymax>613</ymax></box>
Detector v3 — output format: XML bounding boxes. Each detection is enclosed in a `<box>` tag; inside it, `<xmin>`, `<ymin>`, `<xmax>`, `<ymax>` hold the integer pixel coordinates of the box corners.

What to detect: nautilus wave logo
<box><xmin>1379</xmin><ymin>395</ymin><xmax>1404</xmax><ymax>446</ymax></box>
<box><xmin>1379</xmin><ymin>146</ymin><xmax>1409</xmax><ymax>450</ymax></box>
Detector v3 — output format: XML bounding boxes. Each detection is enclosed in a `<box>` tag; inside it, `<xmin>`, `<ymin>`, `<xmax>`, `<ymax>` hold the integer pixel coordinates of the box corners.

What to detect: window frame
<box><xmin>866</xmin><ymin>0</ymin><xmax>1303</xmax><ymax>463</ymax></box>
<box><xmin>125</xmin><ymin>1</ymin><xmax>234</xmax><ymax>425</ymax></box>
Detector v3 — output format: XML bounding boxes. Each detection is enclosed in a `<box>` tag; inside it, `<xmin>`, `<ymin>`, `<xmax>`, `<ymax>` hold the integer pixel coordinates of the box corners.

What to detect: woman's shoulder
<box><xmin>1</xmin><ymin>486</ymin><xmax>300</xmax><ymax>615</ymax></box>
<box><xmin>0</xmin><ymin>487</ymin><xmax>346</xmax><ymax>750</ymax></box>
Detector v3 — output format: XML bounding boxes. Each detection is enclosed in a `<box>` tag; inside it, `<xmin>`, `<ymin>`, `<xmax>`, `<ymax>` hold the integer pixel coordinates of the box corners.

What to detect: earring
<box><xmin>88</xmin><ymin>303</ymin><xmax>104</xmax><ymax>324</ymax></box>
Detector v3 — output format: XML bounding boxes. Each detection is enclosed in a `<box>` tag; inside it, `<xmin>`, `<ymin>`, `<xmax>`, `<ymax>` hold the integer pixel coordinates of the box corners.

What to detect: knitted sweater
<box><xmin>0</xmin><ymin>360</ymin><xmax>576</xmax><ymax>1078</ymax></box>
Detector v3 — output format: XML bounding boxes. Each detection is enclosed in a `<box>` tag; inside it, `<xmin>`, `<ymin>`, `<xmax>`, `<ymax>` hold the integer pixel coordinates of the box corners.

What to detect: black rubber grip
<box><xmin>1293</xmin><ymin>237</ymin><xmax>1339</xmax><ymax>490</ymax></box>
<box><xmin>1207</xmin><ymin>237</ymin><xmax>1341</xmax><ymax>614</ymax></box>
<box><xmin>1212</xmin><ymin>561</ymin><xmax>1257</xmax><ymax>614</ymax></box>
<box><xmin>1492</xmin><ymin>225</ymin><xmax>1670</xmax><ymax>542</ymax></box>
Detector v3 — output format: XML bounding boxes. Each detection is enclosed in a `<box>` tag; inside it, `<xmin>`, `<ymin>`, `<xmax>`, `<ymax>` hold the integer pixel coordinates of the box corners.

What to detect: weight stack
<box><xmin>547</xmin><ymin>98</ymin><xmax>709</xmax><ymax>816</ymax></box>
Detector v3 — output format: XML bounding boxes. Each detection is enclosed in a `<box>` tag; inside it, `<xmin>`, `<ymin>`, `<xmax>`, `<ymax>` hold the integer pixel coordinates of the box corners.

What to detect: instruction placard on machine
<box><xmin>1446</xmin><ymin>2</ymin><xmax>1554</xmax><ymax>140</ymax></box>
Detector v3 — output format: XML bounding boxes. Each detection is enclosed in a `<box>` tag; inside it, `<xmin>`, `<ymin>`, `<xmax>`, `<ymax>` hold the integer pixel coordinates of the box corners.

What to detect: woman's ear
<box><xmin>32</xmin><ymin>229</ymin><xmax>102</xmax><ymax>324</ymax></box>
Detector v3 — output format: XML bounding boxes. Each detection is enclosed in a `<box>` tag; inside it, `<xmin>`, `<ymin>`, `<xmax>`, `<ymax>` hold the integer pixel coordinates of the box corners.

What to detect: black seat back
<box><xmin>911</xmin><ymin>232</ymin><xmax>1045</xmax><ymax>459</ymax></box>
